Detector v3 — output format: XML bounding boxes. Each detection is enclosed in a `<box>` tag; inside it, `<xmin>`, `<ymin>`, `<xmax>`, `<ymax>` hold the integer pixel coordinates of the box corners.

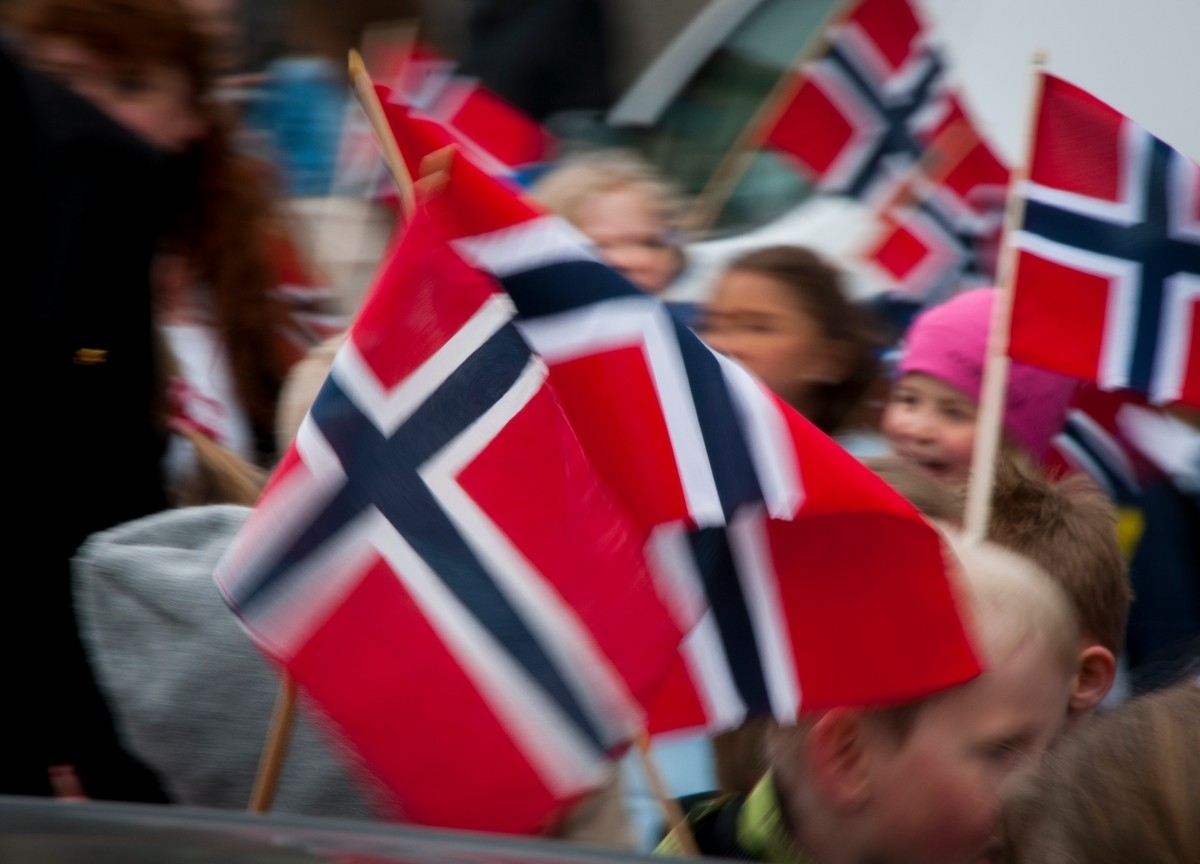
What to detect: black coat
<box><xmin>3</xmin><ymin>42</ymin><xmax>170</xmax><ymax>801</ymax></box>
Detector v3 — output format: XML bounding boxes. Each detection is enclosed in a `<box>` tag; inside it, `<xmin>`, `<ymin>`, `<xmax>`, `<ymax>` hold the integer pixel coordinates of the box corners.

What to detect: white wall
<box><xmin>924</xmin><ymin>0</ymin><xmax>1200</xmax><ymax>163</ymax></box>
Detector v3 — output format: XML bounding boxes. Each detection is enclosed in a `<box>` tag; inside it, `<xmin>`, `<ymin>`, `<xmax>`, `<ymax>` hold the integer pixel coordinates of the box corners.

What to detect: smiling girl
<box><xmin>882</xmin><ymin>288</ymin><xmax>1078</xmax><ymax>485</ymax></box>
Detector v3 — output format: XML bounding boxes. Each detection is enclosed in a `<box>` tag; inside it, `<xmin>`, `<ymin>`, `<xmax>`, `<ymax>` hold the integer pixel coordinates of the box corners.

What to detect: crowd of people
<box><xmin>7</xmin><ymin>1</ymin><xmax>1198</xmax><ymax>863</ymax></box>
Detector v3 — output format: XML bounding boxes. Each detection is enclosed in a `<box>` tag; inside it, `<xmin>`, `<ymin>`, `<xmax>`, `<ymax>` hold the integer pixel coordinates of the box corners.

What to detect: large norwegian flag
<box><xmin>215</xmin><ymin>200</ymin><xmax>684</xmax><ymax>834</ymax></box>
<box><xmin>436</xmin><ymin>154</ymin><xmax>982</xmax><ymax>735</ymax></box>
<box><xmin>1008</xmin><ymin>73</ymin><xmax>1200</xmax><ymax>408</ymax></box>
<box><xmin>762</xmin><ymin>0</ymin><xmax>948</xmax><ymax>203</ymax></box>
<box><xmin>218</xmin><ymin>136</ymin><xmax>982</xmax><ymax>833</ymax></box>
<box><xmin>864</xmin><ymin>96</ymin><xmax>1009</xmax><ymax>305</ymax></box>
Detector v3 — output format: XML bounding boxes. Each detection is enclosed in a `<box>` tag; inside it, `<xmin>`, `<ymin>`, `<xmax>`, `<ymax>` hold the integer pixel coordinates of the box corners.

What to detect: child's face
<box><xmin>861</xmin><ymin>638</ymin><xmax>1073</xmax><ymax>864</ymax></box>
<box><xmin>574</xmin><ymin>185</ymin><xmax>679</xmax><ymax>295</ymax></box>
<box><xmin>699</xmin><ymin>269</ymin><xmax>838</xmax><ymax>413</ymax></box>
<box><xmin>31</xmin><ymin>37</ymin><xmax>204</xmax><ymax>152</ymax></box>
<box><xmin>882</xmin><ymin>373</ymin><xmax>978</xmax><ymax>484</ymax></box>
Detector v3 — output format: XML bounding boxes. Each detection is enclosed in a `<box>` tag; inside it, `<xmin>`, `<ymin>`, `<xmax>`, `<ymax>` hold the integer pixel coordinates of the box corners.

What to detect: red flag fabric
<box><xmin>334</xmin><ymin>44</ymin><xmax>554</xmax><ymax>204</ymax></box>
<box><xmin>215</xmin><ymin>199</ymin><xmax>684</xmax><ymax>834</ymax></box>
<box><xmin>1009</xmin><ymin>73</ymin><xmax>1200</xmax><ymax>407</ymax></box>
<box><xmin>439</xmin><ymin>154</ymin><xmax>983</xmax><ymax>733</ymax></box>
<box><xmin>388</xmin><ymin>43</ymin><xmax>554</xmax><ymax>177</ymax></box>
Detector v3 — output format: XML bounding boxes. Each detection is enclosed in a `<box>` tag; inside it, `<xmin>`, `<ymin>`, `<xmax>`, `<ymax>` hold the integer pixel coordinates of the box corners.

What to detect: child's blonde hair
<box><xmin>531</xmin><ymin>149</ymin><xmax>683</xmax><ymax>231</ymax></box>
<box><xmin>765</xmin><ymin>534</ymin><xmax>1078</xmax><ymax>774</ymax></box>
<box><xmin>944</xmin><ymin>532</ymin><xmax>1081</xmax><ymax>680</ymax></box>
<box><xmin>1002</xmin><ymin>682</ymin><xmax>1200</xmax><ymax>864</ymax></box>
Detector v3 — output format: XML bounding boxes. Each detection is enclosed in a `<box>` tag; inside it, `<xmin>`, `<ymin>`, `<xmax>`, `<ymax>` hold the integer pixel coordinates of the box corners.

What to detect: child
<box><xmin>659</xmin><ymin>533</ymin><xmax>1080</xmax><ymax>864</ymax></box>
<box><xmin>883</xmin><ymin>288</ymin><xmax>1078</xmax><ymax>485</ymax></box>
<box><xmin>698</xmin><ymin>246</ymin><xmax>883</xmax><ymax>444</ymax></box>
<box><xmin>1001</xmin><ymin>681</ymin><xmax>1200</xmax><ymax>864</ymax></box>
<box><xmin>532</xmin><ymin>150</ymin><xmax>686</xmax><ymax>296</ymax></box>
<box><xmin>971</xmin><ymin>454</ymin><xmax>1131</xmax><ymax>718</ymax></box>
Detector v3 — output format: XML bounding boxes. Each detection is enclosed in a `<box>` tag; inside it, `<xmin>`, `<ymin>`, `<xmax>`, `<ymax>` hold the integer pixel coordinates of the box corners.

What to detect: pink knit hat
<box><xmin>896</xmin><ymin>288</ymin><xmax>1079</xmax><ymax>458</ymax></box>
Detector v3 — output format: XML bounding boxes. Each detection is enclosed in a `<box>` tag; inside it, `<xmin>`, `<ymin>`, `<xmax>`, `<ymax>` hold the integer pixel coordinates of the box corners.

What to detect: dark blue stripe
<box><xmin>688</xmin><ymin>528</ymin><xmax>772</xmax><ymax>716</ymax></box>
<box><xmin>823</xmin><ymin>44</ymin><xmax>945</xmax><ymax>199</ymax></box>
<box><xmin>500</xmin><ymin>257</ymin><xmax>643</xmax><ymax>320</ymax></box>
<box><xmin>500</xmin><ymin>261</ymin><xmax>764</xmax><ymax>521</ymax></box>
<box><xmin>669</xmin><ymin>314</ymin><xmax>765</xmax><ymax>519</ymax></box>
<box><xmin>235</xmin><ymin>323</ymin><xmax>611</xmax><ymax>751</ymax></box>
<box><xmin>1023</xmin><ymin>142</ymin><xmax>1200</xmax><ymax>392</ymax></box>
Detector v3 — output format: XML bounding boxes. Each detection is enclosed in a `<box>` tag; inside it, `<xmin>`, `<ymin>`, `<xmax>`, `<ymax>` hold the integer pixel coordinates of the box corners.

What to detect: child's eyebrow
<box><xmin>938</xmin><ymin>396</ymin><xmax>975</xmax><ymax>411</ymax></box>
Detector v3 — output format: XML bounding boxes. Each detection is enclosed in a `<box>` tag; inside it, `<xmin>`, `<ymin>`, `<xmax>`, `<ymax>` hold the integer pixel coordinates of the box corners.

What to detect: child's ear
<box><xmin>1070</xmin><ymin>645</ymin><xmax>1117</xmax><ymax>716</ymax></box>
<box><xmin>807</xmin><ymin>710</ymin><xmax>871</xmax><ymax>811</ymax></box>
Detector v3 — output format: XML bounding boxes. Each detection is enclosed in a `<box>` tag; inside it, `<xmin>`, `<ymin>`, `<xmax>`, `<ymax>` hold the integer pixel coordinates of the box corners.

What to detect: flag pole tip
<box><xmin>348</xmin><ymin>48</ymin><xmax>365</xmax><ymax>80</ymax></box>
<box><xmin>1032</xmin><ymin>48</ymin><xmax>1048</xmax><ymax>67</ymax></box>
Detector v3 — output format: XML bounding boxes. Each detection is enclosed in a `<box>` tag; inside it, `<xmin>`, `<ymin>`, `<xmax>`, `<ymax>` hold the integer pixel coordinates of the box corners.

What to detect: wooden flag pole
<box><xmin>634</xmin><ymin>730</ymin><xmax>699</xmax><ymax>855</ymax></box>
<box><xmin>683</xmin><ymin>0</ymin><xmax>860</xmax><ymax>234</ymax></box>
<box><xmin>249</xmin><ymin>672</ymin><xmax>299</xmax><ymax>812</ymax></box>
<box><xmin>246</xmin><ymin>55</ymin><xmax>415</xmax><ymax>814</ymax></box>
<box><xmin>348</xmin><ymin>48</ymin><xmax>416</xmax><ymax>220</ymax></box>
<box><xmin>963</xmin><ymin>52</ymin><xmax>1048</xmax><ymax>543</ymax></box>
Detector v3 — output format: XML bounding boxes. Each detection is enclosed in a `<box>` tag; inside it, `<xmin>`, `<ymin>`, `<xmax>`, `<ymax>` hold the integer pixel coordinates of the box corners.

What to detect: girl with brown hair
<box><xmin>12</xmin><ymin>0</ymin><xmax>343</xmax><ymax>504</ymax></box>
<box><xmin>699</xmin><ymin>245</ymin><xmax>884</xmax><ymax>441</ymax></box>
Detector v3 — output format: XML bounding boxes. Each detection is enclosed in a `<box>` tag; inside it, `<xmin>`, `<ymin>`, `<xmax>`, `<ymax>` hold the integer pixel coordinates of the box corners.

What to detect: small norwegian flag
<box><xmin>863</xmin><ymin>96</ymin><xmax>1009</xmax><ymax>306</ymax></box>
<box><xmin>1008</xmin><ymin>72</ymin><xmax>1200</xmax><ymax>407</ymax></box>
<box><xmin>762</xmin><ymin>0</ymin><xmax>949</xmax><ymax>204</ymax></box>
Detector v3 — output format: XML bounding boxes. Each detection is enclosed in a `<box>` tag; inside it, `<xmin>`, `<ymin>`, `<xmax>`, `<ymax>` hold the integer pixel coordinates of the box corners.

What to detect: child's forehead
<box><xmin>914</xmin><ymin>639</ymin><xmax>1072</xmax><ymax>736</ymax></box>
<box><xmin>895</xmin><ymin>372</ymin><xmax>975</xmax><ymax>404</ymax></box>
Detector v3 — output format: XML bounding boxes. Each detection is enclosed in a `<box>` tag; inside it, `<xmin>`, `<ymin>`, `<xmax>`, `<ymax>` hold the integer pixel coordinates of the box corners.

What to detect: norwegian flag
<box><xmin>762</xmin><ymin>0</ymin><xmax>948</xmax><ymax>203</ymax></box>
<box><xmin>217</xmin><ymin>136</ymin><xmax>982</xmax><ymax>833</ymax></box>
<box><xmin>391</xmin><ymin>43</ymin><xmax>554</xmax><ymax>177</ymax></box>
<box><xmin>437</xmin><ymin>154</ymin><xmax>982</xmax><ymax>735</ymax></box>
<box><xmin>1008</xmin><ymin>73</ymin><xmax>1200</xmax><ymax>408</ymax></box>
<box><xmin>864</xmin><ymin>96</ymin><xmax>1009</xmax><ymax>305</ymax></box>
<box><xmin>215</xmin><ymin>200</ymin><xmax>683</xmax><ymax>834</ymax></box>
<box><xmin>334</xmin><ymin>44</ymin><xmax>554</xmax><ymax>202</ymax></box>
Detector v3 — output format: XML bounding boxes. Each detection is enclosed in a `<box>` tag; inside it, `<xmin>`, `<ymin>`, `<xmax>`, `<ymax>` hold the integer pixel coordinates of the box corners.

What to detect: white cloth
<box><xmin>72</xmin><ymin>505</ymin><xmax>379</xmax><ymax>818</ymax></box>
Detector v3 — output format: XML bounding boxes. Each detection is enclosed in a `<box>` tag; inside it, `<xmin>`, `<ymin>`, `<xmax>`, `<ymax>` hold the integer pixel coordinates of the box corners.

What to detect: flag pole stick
<box><xmin>682</xmin><ymin>0</ymin><xmax>860</xmax><ymax>234</ymax></box>
<box><xmin>963</xmin><ymin>52</ymin><xmax>1048</xmax><ymax>542</ymax></box>
<box><xmin>349</xmin><ymin>48</ymin><xmax>416</xmax><ymax>220</ymax></box>
<box><xmin>634</xmin><ymin>730</ymin><xmax>699</xmax><ymax>855</ymax></box>
<box><xmin>248</xmin><ymin>672</ymin><xmax>299</xmax><ymax>813</ymax></box>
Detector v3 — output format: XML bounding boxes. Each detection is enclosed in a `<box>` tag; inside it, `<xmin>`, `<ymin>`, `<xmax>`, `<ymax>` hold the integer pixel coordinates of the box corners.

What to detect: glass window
<box><xmin>606</xmin><ymin>0</ymin><xmax>843</xmax><ymax>235</ymax></box>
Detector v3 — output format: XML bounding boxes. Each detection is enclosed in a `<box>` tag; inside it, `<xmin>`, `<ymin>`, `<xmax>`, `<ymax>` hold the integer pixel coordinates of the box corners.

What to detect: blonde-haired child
<box><xmin>532</xmin><ymin>149</ymin><xmax>685</xmax><ymax>295</ymax></box>
<box><xmin>660</xmin><ymin>533</ymin><xmax>1079</xmax><ymax>864</ymax></box>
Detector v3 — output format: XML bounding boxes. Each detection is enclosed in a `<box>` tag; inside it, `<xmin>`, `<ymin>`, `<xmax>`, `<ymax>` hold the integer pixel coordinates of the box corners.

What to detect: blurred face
<box><xmin>862</xmin><ymin>639</ymin><xmax>1073</xmax><ymax>864</ymax></box>
<box><xmin>30</xmin><ymin>37</ymin><xmax>204</xmax><ymax>151</ymax></box>
<box><xmin>882</xmin><ymin>373</ymin><xmax>977</xmax><ymax>484</ymax></box>
<box><xmin>700</xmin><ymin>268</ymin><xmax>838</xmax><ymax>413</ymax></box>
<box><xmin>574</xmin><ymin>185</ymin><xmax>679</xmax><ymax>294</ymax></box>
